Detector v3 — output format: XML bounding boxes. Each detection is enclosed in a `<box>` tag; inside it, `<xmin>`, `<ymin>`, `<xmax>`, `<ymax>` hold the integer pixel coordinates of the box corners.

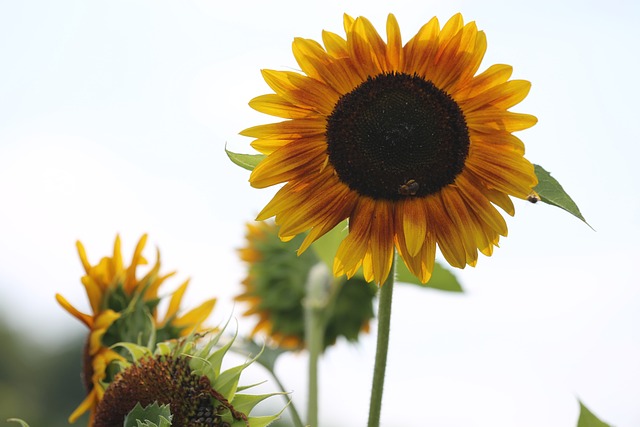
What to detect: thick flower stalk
<box><xmin>55</xmin><ymin>235</ymin><xmax>216</xmax><ymax>424</ymax></box>
<box><xmin>242</xmin><ymin>13</ymin><xmax>538</xmax><ymax>285</ymax></box>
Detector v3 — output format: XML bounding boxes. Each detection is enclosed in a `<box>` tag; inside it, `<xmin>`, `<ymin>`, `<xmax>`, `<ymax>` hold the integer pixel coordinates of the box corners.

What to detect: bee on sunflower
<box><xmin>240</xmin><ymin>13</ymin><xmax>538</xmax><ymax>285</ymax></box>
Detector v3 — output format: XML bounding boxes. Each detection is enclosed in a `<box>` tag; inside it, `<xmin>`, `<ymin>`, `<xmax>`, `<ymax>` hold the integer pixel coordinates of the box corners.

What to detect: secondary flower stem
<box><xmin>367</xmin><ymin>253</ymin><xmax>397</xmax><ymax>427</ymax></box>
<box><xmin>269</xmin><ymin>371</ymin><xmax>305</xmax><ymax>427</ymax></box>
<box><xmin>305</xmin><ymin>263</ymin><xmax>331</xmax><ymax>427</ymax></box>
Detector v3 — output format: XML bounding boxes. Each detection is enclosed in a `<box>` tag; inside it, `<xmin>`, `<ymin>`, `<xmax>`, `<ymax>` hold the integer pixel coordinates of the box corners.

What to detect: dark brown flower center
<box><xmin>325</xmin><ymin>72</ymin><xmax>470</xmax><ymax>200</ymax></box>
<box><xmin>94</xmin><ymin>356</ymin><xmax>241</xmax><ymax>427</ymax></box>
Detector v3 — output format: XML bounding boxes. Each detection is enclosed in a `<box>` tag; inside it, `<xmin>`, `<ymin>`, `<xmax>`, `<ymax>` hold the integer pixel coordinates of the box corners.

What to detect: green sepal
<box><xmin>124</xmin><ymin>402</ymin><xmax>173</xmax><ymax>427</ymax></box>
<box><xmin>231</xmin><ymin>392</ymin><xmax>287</xmax><ymax>414</ymax></box>
<box><xmin>190</xmin><ymin>327</ymin><xmax>237</xmax><ymax>380</ymax></box>
<box><xmin>6</xmin><ymin>419</ymin><xmax>30</xmax><ymax>427</ymax></box>
<box><xmin>242</xmin><ymin>414</ymin><xmax>282</xmax><ymax>427</ymax></box>
<box><xmin>533</xmin><ymin>164</ymin><xmax>591</xmax><ymax>228</ymax></box>
<box><xmin>232</xmin><ymin>337</ymin><xmax>286</xmax><ymax>374</ymax></box>
<box><xmin>396</xmin><ymin>260</ymin><xmax>463</xmax><ymax>292</ymax></box>
<box><xmin>112</xmin><ymin>342</ymin><xmax>153</xmax><ymax>362</ymax></box>
<box><xmin>225</xmin><ymin>146</ymin><xmax>266</xmax><ymax>171</ymax></box>
<box><xmin>577</xmin><ymin>401</ymin><xmax>611</xmax><ymax>427</ymax></box>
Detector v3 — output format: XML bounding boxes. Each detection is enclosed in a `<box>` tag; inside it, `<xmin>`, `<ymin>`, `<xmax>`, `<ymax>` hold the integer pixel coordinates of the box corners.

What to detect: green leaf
<box><xmin>396</xmin><ymin>260</ymin><xmax>463</xmax><ymax>292</ymax></box>
<box><xmin>577</xmin><ymin>401</ymin><xmax>611</xmax><ymax>427</ymax></box>
<box><xmin>6</xmin><ymin>419</ymin><xmax>30</xmax><ymax>427</ymax></box>
<box><xmin>232</xmin><ymin>337</ymin><xmax>286</xmax><ymax>373</ymax></box>
<box><xmin>533</xmin><ymin>164</ymin><xmax>591</xmax><ymax>228</ymax></box>
<box><xmin>310</xmin><ymin>220</ymin><xmax>348</xmax><ymax>270</ymax></box>
<box><xmin>124</xmin><ymin>402</ymin><xmax>173</xmax><ymax>427</ymax></box>
<box><xmin>225</xmin><ymin>146</ymin><xmax>265</xmax><ymax>171</ymax></box>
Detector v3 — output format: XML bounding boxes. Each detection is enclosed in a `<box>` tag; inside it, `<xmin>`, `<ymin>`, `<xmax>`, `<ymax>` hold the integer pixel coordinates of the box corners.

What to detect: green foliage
<box><xmin>395</xmin><ymin>259</ymin><xmax>464</xmax><ymax>292</ymax></box>
<box><xmin>6</xmin><ymin>419</ymin><xmax>30</xmax><ymax>427</ymax></box>
<box><xmin>124</xmin><ymin>402</ymin><xmax>173</xmax><ymax>427</ymax></box>
<box><xmin>225</xmin><ymin>146</ymin><xmax>265</xmax><ymax>171</ymax></box>
<box><xmin>577</xmin><ymin>401</ymin><xmax>611</xmax><ymax>427</ymax></box>
<box><xmin>533</xmin><ymin>164</ymin><xmax>591</xmax><ymax>227</ymax></box>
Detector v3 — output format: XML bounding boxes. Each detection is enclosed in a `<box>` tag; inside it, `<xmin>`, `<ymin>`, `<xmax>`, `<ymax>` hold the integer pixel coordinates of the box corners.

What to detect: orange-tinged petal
<box><xmin>461</xmin><ymin>79</ymin><xmax>532</xmax><ymax>112</ymax></box>
<box><xmin>322</xmin><ymin>30</ymin><xmax>348</xmax><ymax>58</ymax></box>
<box><xmin>368</xmin><ymin>200</ymin><xmax>395</xmax><ymax>284</ymax></box>
<box><xmin>55</xmin><ymin>293</ymin><xmax>93</xmax><ymax>328</ymax></box>
<box><xmin>250</xmin><ymin>137</ymin><xmax>327</xmax><ymax>188</ymax></box>
<box><xmin>399</xmin><ymin>198</ymin><xmax>428</xmax><ymax>257</ymax></box>
<box><xmin>124</xmin><ymin>234</ymin><xmax>147</xmax><ymax>293</ymax></box>
<box><xmin>334</xmin><ymin>199</ymin><xmax>375</xmax><ymax>278</ymax></box>
<box><xmin>173</xmin><ymin>298</ymin><xmax>217</xmax><ymax>333</ymax></box>
<box><xmin>68</xmin><ymin>390</ymin><xmax>98</xmax><ymax>423</ymax></box>
<box><xmin>163</xmin><ymin>279</ymin><xmax>190</xmax><ymax>324</ymax></box>
<box><xmin>386</xmin><ymin>14</ymin><xmax>403</xmax><ymax>70</ymax></box>
<box><xmin>76</xmin><ymin>240</ymin><xmax>92</xmax><ymax>275</ymax></box>
<box><xmin>403</xmin><ymin>16</ymin><xmax>440</xmax><ymax>75</ymax></box>
<box><xmin>347</xmin><ymin>16</ymin><xmax>388</xmax><ymax>76</ymax></box>
<box><xmin>248</xmin><ymin>93</ymin><xmax>315</xmax><ymax>119</ymax></box>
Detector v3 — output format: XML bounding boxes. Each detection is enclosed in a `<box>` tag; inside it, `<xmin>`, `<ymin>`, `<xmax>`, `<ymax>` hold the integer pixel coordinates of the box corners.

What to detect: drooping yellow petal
<box><xmin>55</xmin><ymin>293</ymin><xmax>93</xmax><ymax>328</ymax></box>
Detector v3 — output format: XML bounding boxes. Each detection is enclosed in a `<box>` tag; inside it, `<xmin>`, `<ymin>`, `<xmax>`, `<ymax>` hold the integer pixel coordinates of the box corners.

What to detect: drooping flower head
<box><xmin>236</xmin><ymin>221</ymin><xmax>376</xmax><ymax>350</ymax></box>
<box><xmin>93</xmin><ymin>329</ymin><xmax>284</xmax><ymax>427</ymax></box>
<box><xmin>56</xmin><ymin>235</ymin><xmax>217</xmax><ymax>424</ymax></box>
<box><xmin>242</xmin><ymin>13</ymin><xmax>538</xmax><ymax>285</ymax></box>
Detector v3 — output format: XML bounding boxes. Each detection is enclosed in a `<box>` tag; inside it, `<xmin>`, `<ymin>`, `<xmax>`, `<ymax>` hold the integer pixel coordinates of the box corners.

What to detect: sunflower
<box><xmin>236</xmin><ymin>221</ymin><xmax>376</xmax><ymax>350</ymax></box>
<box><xmin>55</xmin><ymin>235</ymin><xmax>216</xmax><ymax>424</ymax></box>
<box><xmin>93</xmin><ymin>329</ymin><xmax>283</xmax><ymax>427</ymax></box>
<box><xmin>242</xmin><ymin>13</ymin><xmax>537</xmax><ymax>285</ymax></box>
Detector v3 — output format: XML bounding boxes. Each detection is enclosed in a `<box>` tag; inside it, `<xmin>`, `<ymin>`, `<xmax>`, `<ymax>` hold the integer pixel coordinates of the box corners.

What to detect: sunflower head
<box><xmin>94</xmin><ymin>329</ymin><xmax>284</xmax><ymax>427</ymax></box>
<box><xmin>55</xmin><ymin>235</ymin><xmax>217</xmax><ymax>424</ymax></box>
<box><xmin>242</xmin><ymin>13</ymin><xmax>538</xmax><ymax>285</ymax></box>
<box><xmin>236</xmin><ymin>221</ymin><xmax>376</xmax><ymax>350</ymax></box>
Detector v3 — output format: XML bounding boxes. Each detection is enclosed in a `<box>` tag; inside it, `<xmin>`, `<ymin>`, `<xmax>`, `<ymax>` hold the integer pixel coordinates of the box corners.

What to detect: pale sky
<box><xmin>1</xmin><ymin>1</ymin><xmax>639</xmax><ymax>426</ymax></box>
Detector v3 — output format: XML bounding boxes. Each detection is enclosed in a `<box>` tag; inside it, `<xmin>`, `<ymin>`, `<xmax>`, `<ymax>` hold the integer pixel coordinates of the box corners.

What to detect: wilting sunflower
<box><xmin>236</xmin><ymin>221</ymin><xmax>376</xmax><ymax>350</ymax></box>
<box><xmin>242</xmin><ymin>13</ymin><xmax>538</xmax><ymax>285</ymax></box>
<box><xmin>93</xmin><ymin>329</ymin><xmax>283</xmax><ymax>427</ymax></box>
<box><xmin>55</xmin><ymin>235</ymin><xmax>216</xmax><ymax>424</ymax></box>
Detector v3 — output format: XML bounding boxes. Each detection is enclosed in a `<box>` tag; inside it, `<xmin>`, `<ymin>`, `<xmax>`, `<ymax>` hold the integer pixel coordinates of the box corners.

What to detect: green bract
<box><xmin>94</xmin><ymin>326</ymin><xmax>285</xmax><ymax>427</ymax></box>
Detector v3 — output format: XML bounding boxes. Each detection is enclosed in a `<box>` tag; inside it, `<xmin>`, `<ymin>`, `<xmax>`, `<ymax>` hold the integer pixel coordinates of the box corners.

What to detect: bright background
<box><xmin>1</xmin><ymin>1</ymin><xmax>639</xmax><ymax>426</ymax></box>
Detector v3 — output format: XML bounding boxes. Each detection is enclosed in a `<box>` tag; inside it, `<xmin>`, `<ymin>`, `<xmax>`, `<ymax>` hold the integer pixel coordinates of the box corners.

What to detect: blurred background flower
<box><xmin>236</xmin><ymin>221</ymin><xmax>376</xmax><ymax>351</ymax></box>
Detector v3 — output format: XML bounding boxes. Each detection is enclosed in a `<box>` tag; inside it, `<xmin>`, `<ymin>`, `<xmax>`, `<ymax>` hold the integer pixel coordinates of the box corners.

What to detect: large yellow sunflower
<box><xmin>55</xmin><ymin>235</ymin><xmax>216</xmax><ymax>424</ymax></box>
<box><xmin>243</xmin><ymin>13</ymin><xmax>537</xmax><ymax>285</ymax></box>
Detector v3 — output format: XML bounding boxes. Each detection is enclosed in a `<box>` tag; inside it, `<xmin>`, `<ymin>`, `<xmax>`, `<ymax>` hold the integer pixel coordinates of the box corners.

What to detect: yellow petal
<box><xmin>55</xmin><ymin>293</ymin><xmax>93</xmax><ymax>328</ymax></box>
<box><xmin>385</xmin><ymin>14</ymin><xmax>403</xmax><ymax>70</ymax></box>
<box><xmin>174</xmin><ymin>298</ymin><xmax>217</xmax><ymax>333</ymax></box>
<box><xmin>399</xmin><ymin>198</ymin><xmax>427</xmax><ymax>257</ymax></box>
<box><xmin>163</xmin><ymin>279</ymin><xmax>190</xmax><ymax>324</ymax></box>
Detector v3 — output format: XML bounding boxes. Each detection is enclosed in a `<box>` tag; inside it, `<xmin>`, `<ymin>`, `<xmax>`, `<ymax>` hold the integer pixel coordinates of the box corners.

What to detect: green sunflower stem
<box><xmin>367</xmin><ymin>252</ymin><xmax>397</xmax><ymax>427</ymax></box>
<box><xmin>305</xmin><ymin>263</ymin><xmax>331</xmax><ymax>427</ymax></box>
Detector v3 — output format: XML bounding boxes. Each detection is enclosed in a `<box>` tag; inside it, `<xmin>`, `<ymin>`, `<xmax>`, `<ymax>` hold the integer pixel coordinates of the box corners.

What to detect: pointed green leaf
<box><xmin>396</xmin><ymin>260</ymin><xmax>463</xmax><ymax>292</ymax></box>
<box><xmin>214</xmin><ymin>364</ymin><xmax>246</xmax><ymax>401</ymax></box>
<box><xmin>124</xmin><ymin>402</ymin><xmax>173</xmax><ymax>427</ymax></box>
<box><xmin>244</xmin><ymin>413</ymin><xmax>283</xmax><ymax>427</ymax></box>
<box><xmin>577</xmin><ymin>401</ymin><xmax>611</xmax><ymax>427</ymax></box>
<box><xmin>112</xmin><ymin>342</ymin><xmax>152</xmax><ymax>361</ymax></box>
<box><xmin>6</xmin><ymin>419</ymin><xmax>30</xmax><ymax>427</ymax></box>
<box><xmin>231</xmin><ymin>337</ymin><xmax>286</xmax><ymax>374</ymax></box>
<box><xmin>533</xmin><ymin>164</ymin><xmax>591</xmax><ymax>228</ymax></box>
<box><xmin>232</xmin><ymin>393</ymin><xmax>285</xmax><ymax>414</ymax></box>
<box><xmin>225</xmin><ymin>146</ymin><xmax>265</xmax><ymax>171</ymax></box>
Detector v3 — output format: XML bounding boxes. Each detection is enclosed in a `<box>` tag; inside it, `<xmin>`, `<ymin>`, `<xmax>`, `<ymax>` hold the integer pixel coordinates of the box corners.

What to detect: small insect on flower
<box><xmin>527</xmin><ymin>191</ymin><xmax>541</xmax><ymax>203</ymax></box>
<box><xmin>398</xmin><ymin>179</ymin><xmax>420</xmax><ymax>196</ymax></box>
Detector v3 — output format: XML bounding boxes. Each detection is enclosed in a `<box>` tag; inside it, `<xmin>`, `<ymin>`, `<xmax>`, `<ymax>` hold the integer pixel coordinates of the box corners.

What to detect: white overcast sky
<box><xmin>1</xmin><ymin>1</ymin><xmax>639</xmax><ymax>426</ymax></box>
